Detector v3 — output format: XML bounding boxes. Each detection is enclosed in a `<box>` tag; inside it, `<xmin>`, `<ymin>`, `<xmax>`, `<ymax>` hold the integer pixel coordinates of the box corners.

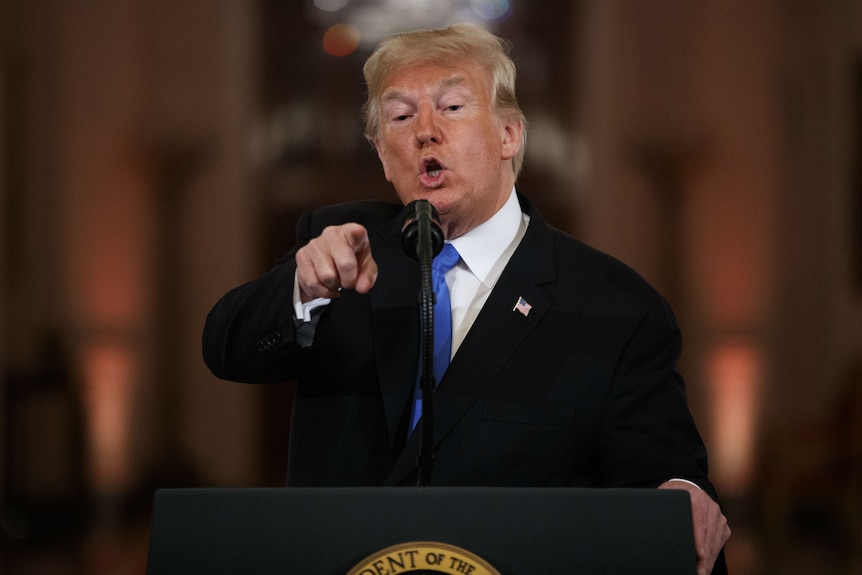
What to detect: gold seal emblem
<box><xmin>346</xmin><ymin>541</ymin><xmax>502</xmax><ymax>575</ymax></box>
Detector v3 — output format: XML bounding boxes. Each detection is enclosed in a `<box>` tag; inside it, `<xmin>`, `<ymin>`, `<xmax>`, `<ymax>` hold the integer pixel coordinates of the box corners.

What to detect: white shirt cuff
<box><xmin>665</xmin><ymin>478</ymin><xmax>702</xmax><ymax>490</ymax></box>
<box><xmin>293</xmin><ymin>272</ymin><xmax>331</xmax><ymax>322</ymax></box>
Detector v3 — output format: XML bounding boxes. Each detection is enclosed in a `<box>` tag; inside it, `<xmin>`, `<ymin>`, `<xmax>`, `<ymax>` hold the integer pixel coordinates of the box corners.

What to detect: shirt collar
<box><xmin>449</xmin><ymin>188</ymin><xmax>522</xmax><ymax>286</ymax></box>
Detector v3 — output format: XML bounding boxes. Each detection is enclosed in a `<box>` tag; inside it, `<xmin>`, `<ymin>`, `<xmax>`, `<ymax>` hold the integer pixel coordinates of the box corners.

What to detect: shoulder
<box><xmin>548</xmin><ymin>225</ymin><xmax>663</xmax><ymax>313</ymax></box>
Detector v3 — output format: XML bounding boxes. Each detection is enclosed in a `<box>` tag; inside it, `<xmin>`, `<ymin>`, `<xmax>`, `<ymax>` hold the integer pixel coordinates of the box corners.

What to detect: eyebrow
<box><xmin>380</xmin><ymin>74</ymin><xmax>471</xmax><ymax>103</ymax></box>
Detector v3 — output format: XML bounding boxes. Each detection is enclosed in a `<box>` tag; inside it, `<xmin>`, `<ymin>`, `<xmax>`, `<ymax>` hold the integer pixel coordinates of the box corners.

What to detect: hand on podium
<box><xmin>659</xmin><ymin>480</ymin><xmax>731</xmax><ymax>575</ymax></box>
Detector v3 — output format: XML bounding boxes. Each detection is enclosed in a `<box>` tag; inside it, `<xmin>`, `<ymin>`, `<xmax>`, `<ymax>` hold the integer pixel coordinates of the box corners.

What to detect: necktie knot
<box><xmin>433</xmin><ymin>243</ymin><xmax>460</xmax><ymax>275</ymax></box>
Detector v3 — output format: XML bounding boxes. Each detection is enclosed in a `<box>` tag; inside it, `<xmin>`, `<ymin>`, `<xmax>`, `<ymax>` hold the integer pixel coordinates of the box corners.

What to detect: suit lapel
<box><xmin>386</xmin><ymin>196</ymin><xmax>558</xmax><ymax>485</ymax></box>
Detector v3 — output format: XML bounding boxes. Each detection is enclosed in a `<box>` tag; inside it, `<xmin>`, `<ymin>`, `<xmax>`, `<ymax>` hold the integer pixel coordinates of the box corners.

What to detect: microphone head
<box><xmin>401</xmin><ymin>200</ymin><xmax>444</xmax><ymax>259</ymax></box>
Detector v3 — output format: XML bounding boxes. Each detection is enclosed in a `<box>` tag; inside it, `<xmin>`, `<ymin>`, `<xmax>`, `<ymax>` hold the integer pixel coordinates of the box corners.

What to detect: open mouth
<box><xmin>423</xmin><ymin>159</ymin><xmax>444</xmax><ymax>178</ymax></box>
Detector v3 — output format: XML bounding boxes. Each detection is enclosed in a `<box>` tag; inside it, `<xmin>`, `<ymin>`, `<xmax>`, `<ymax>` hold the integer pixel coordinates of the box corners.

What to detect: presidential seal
<box><xmin>346</xmin><ymin>541</ymin><xmax>502</xmax><ymax>575</ymax></box>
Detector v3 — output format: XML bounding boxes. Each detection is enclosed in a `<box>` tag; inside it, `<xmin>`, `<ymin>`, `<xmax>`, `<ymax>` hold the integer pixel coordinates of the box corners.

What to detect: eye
<box><xmin>394</xmin><ymin>114</ymin><xmax>412</xmax><ymax>122</ymax></box>
<box><xmin>444</xmin><ymin>104</ymin><xmax>463</xmax><ymax>112</ymax></box>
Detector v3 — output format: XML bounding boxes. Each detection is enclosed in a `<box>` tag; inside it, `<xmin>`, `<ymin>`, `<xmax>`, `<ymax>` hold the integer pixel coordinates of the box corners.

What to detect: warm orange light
<box><xmin>708</xmin><ymin>340</ymin><xmax>761</xmax><ymax>495</ymax></box>
<box><xmin>323</xmin><ymin>23</ymin><xmax>360</xmax><ymax>57</ymax></box>
<box><xmin>81</xmin><ymin>342</ymin><xmax>136</xmax><ymax>495</ymax></box>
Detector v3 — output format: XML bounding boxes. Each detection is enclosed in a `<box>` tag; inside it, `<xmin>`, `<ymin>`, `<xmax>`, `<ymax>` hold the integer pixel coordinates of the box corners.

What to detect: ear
<box><xmin>374</xmin><ymin>140</ymin><xmax>393</xmax><ymax>182</ymax></box>
<box><xmin>499</xmin><ymin>116</ymin><xmax>523</xmax><ymax>162</ymax></box>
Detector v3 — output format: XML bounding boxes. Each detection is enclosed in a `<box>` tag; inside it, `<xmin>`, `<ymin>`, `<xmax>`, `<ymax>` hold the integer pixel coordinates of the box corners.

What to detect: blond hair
<box><xmin>362</xmin><ymin>23</ymin><xmax>527</xmax><ymax>179</ymax></box>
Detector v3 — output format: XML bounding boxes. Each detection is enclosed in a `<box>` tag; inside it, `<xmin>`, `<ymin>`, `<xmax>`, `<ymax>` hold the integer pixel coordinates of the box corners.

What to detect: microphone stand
<box><xmin>401</xmin><ymin>200</ymin><xmax>443</xmax><ymax>487</ymax></box>
<box><xmin>415</xmin><ymin>208</ymin><xmax>436</xmax><ymax>487</ymax></box>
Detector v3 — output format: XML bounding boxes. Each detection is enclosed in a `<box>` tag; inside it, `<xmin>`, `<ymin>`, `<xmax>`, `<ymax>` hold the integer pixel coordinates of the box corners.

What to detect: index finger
<box><xmin>342</xmin><ymin>224</ymin><xmax>378</xmax><ymax>293</ymax></box>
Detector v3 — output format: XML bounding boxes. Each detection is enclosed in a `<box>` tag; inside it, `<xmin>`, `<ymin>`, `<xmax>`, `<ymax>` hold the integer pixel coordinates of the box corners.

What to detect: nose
<box><xmin>415</xmin><ymin>104</ymin><xmax>440</xmax><ymax>146</ymax></box>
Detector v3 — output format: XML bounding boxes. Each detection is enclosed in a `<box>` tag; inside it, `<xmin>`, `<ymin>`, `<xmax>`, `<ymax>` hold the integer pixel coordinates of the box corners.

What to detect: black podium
<box><xmin>147</xmin><ymin>487</ymin><xmax>695</xmax><ymax>574</ymax></box>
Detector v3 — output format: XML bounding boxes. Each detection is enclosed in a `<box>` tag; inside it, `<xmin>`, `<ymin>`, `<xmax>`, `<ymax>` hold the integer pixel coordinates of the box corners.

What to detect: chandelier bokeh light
<box><xmin>310</xmin><ymin>0</ymin><xmax>513</xmax><ymax>56</ymax></box>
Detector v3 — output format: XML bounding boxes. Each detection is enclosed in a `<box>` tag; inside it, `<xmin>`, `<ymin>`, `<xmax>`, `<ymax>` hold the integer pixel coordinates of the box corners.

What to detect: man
<box><xmin>203</xmin><ymin>24</ymin><xmax>730</xmax><ymax>574</ymax></box>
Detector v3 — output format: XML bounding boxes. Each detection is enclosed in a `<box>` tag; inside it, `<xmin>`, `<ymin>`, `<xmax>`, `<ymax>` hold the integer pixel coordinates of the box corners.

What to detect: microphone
<box><xmin>401</xmin><ymin>200</ymin><xmax>444</xmax><ymax>260</ymax></box>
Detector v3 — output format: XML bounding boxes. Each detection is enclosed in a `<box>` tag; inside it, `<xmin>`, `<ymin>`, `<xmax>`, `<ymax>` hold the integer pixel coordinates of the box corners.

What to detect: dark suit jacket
<box><xmin>203</xmin><ymin>193</ymin><xmax>718</xmax><ymax>501</ymax></box>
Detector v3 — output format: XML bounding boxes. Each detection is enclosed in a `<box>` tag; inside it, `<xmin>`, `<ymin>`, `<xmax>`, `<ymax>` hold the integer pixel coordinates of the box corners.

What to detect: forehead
<box><xmin>379</xmin><ymin>59</ymin><xmax>492</xmax><ymax>100</ymax></box>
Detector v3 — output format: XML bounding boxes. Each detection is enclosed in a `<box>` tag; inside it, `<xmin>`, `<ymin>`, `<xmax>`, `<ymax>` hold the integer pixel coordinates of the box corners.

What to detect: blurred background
<box><xmin>1</xmin><ymin>0</ymin><xmax>861</xmax><ymax>573</ymax></box>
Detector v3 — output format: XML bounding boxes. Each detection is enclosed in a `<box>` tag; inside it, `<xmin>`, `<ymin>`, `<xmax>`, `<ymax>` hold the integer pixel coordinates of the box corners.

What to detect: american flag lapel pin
<box><xmin>513</xmin><ymin>296</ymin><xmax>532</xmax><ymax>317</ymax></box>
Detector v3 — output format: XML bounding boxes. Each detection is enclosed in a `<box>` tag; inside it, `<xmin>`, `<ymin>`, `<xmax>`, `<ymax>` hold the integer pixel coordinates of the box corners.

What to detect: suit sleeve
<box><xmin>598</xmin><ymin>297</ymin><xmax>720</xmax><ymax>503</ymax></box>
<box><xmin>201</xmin><ymin>211</ymin><xmax>316</xmax><ymax>383</ymax></box>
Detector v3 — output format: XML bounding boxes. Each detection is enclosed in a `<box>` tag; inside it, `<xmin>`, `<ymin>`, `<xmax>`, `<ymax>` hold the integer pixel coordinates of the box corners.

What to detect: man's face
<box><xmin>373</xmin><ymin>59</ymin><xmax>522</xmax><ymax>239</ymax></box>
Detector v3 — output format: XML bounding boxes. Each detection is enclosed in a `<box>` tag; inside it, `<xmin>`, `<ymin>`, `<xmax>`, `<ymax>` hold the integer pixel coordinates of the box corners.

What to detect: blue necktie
<box><xmin>409</xmin><ymin>243</ymin><xmax>460</xmax><ymax>433</ymax></box>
